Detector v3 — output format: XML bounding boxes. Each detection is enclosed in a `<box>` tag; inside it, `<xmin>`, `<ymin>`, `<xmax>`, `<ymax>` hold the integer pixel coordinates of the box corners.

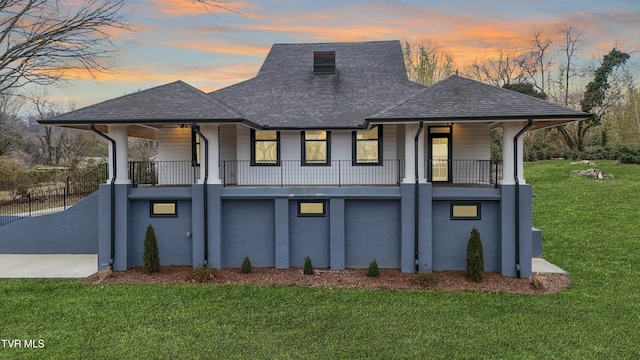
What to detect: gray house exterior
<box><xmin>36</xmin><ymin>40</ymin><xmax>588</xmax><ymax>278</ymax></box>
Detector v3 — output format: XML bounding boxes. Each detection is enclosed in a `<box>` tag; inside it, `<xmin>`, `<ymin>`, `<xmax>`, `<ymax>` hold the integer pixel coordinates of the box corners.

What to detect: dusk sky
<box><xmin>42</xmin><ymin>0</ymin><xmax>640</xmax><ymax>111</ymax></box>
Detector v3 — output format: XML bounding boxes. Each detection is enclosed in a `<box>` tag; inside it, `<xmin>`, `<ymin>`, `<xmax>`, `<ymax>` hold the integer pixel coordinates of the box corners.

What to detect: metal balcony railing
<box><xmin>129</xmin><ymin>161</ymin><xmax>199</xmax><ymax>187</ymax></box>
<box><xmin>222</xmin><ymin>160</ymin><xmax>404</xmax><ymax>187</ymax></box>
<box><xmin>427</xmin><ymin>159</ymin><xmax>502</xmax><ymax>187</ymax></box>
<box><xmin>127</xmin><ymin>159</ymin><xmax>501</xmax><ymax>188</ymax></box>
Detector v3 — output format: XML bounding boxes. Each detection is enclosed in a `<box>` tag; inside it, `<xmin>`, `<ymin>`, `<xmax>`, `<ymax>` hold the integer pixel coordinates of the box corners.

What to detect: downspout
<box><xmin>513</xmin><ymin>118</ymin><xmax>533</xmax><ymax>279</ymax></box>
<box><xmin>192</xmin><ymin>124</ymin><xmax>209</xmax><ymax>267</ymax></box>
<box><xmin>414</xmin><ymin>121</ymin><xmax>424</xmax><ymax>273</ymax></box>
<box><xmin>91</xmin><ymin>124</ymin><xmax>116</xmax><ymax>269</ymax></box>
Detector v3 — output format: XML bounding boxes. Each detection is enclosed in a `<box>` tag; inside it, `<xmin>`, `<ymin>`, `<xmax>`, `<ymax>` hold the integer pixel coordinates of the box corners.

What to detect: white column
<box><xmin>501</xmin><ymin>122</ymin><xmax>527</xmax><ymax>185</ymax></box>
<box><xmin>403</xmin><ymin>123</ymin><xmax>427</xmax><ymax>184</ymax></box>
<box><xmin>417</xmin><ymin>125</ymin><xmax>426</xmax><ymax>183</ymax></box>
<box><xmin>403</xmin><ymin>123</ymin><xmax>417</xmax><ymax>183</ymax></box>
<box><xmin>199</xmin><ymin>124</ymin><xmax>221</xmax><ymax>184</ymax></box>
<box><xmin>109</xmin><ymin>124</ymin><xmax>130</xmax><ymax>184</ymax></box>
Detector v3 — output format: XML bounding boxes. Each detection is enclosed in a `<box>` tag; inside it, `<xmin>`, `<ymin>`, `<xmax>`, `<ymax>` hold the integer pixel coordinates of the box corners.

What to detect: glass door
<box><xmin>428</xmin><ymin>126</ymin><xmax>452</xmax><ymax>183</ymax></box>
<box><xmin>431</xmin><ymin>137</ymin><xmax>449</xmax><ymax>181</ymax></box>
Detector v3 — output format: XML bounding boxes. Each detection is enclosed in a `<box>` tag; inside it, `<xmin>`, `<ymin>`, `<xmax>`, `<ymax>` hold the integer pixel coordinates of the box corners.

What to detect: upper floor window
<box><xmin>353</xmin><ymin>125</ymin><xmax>382</xmax><ymax>165</ymax></box>
<box><xmin>302</xmin><ymin>131</ymin><xmax>330</xmax><ymax>165</ymax></box>
<box><xmin>251</xmin><ymin>130</ymin><xmax>280</xmax><ymax>165</ymax></box>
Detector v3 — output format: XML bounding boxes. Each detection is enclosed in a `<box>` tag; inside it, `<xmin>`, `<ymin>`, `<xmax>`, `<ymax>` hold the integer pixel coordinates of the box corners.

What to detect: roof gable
<box><xmin>369</xmin><ymin>75</ymin><xmax>589</xmax><ymax>128</ymax></box>
<box><xmin>41</xmin><ymin>81</ymin><xmax>243</xmax><ymax>124</ymax></box>
<box><xmin>210</xmin><ymin>40</ymin><xmax>426</xmax><ymax>128</ymax></box>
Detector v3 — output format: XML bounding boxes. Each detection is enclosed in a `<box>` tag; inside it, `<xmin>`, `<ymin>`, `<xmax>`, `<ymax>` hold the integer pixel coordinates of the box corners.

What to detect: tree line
<box><xmin>1</xmin><ymin>5</ymin><xmax>639</xmax><ymax>197</ymax></box>
<box><xmin>404</xmin><ymin>23</ymin><xmax>639</xmax><ymax>163</ymax></box>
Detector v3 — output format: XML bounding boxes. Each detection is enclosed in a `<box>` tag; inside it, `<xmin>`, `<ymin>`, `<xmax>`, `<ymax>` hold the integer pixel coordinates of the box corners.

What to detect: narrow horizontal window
<box><xmin>298</xmin><ymin>200</ymin><xmax>326</xmax><ymax>217</ymax></box>
<box><xmin>451</xmin><ymin>202</ymin><xmax>480</xmax><ymax>220</ymax></box>
<box><xmin>151</xmin><ymin>201</ymin><xmax>178</xmax><ymax>217</ymax></box>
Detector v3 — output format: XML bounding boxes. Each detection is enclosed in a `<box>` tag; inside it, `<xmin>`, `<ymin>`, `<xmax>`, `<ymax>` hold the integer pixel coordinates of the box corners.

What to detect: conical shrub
<box><xmin>143</xmin><ymin>224</ymin><xmax>160</xmax><ymax>274</ymax></box>
<box><xmin>303</xmin><ymin>256</ymin><xmax>314</xmax><ymax>275</ymax></box>
<box><xmin>466</xmin><ymin>227</ymin><xmax>484</xmax><ymax>282</ymax></box>
<box><xmin>367</xmin><ymin>259</ymin><xmax>380</xmax><ymax>277</ymax></box>
<box><xmin>241</xmin><ymin>256</ymin><xmax>252</xmax><ymax>274</ymax></box>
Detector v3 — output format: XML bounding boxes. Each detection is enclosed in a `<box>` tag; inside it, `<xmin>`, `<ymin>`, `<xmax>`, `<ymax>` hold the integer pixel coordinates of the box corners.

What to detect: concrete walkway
<box><xmin>0</xmin><ymin>254</ymin><xmax>97</xmax><ymax>278</ymax></box>
<box><xmin>0</xmin><ymin>255</ymin><xmax>564</xmax><ymax>278</ymax></box>
<box><xmin>532</xmin><ymin>258</ymin><xmax>567</xmax><ymax>274</ymax></box>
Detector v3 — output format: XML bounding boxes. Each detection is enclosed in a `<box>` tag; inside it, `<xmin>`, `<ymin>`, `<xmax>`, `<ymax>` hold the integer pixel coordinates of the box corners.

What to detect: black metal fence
<box><xmin>129</xmin><ymin>161</ymin><xmax>198</xmax><ymax>187</ymax></box>
<box><xmin>222</xmin><ymin>160</ymin><xmax>404</xmax><ymax>187</ymax></box>
<box><xmin>427</xmin><ymin>159</ymin><xmax>502</xmax><ymax>187</ymax></box>
<box><xmin>0</xmin><ymin>163</ymin><xmax>108</xmax><ymax>227</ymax></box>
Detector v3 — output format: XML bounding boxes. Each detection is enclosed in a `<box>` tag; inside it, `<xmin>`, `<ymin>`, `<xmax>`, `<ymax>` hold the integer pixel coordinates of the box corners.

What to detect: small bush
<box><xmin>411</xmin><ymin>269</ymin><xmax>437</xmax><ymax>289</ymax></box>
<box><xmin>143</xmin><ymin>224</ymin><xmax>160</xmax><ymax>274</ymax></box>
<box><xmin>188</xmin><ymin>266</ymin><xmax>217</xmax><ymax>283</ymax></box>
<box><xmin>303</xmin><ymin>256</ymin><xmax>314</xmax><ymax>275</ymax></box>
<box><xmin>530</xmin><ymin>274</ymin><xmax>547</xmax><ymax>291</ymax></box>
<box><xmin>241</xmin><ymin>256</ymin><xmax>252</xmax><ymax>274</ymax></box>
<box><xmin>466</xmin><ymin>227</ymin><xmax>484</xmax><ymax>282</ymax></box>
<box><xmin>367</xmin><ymin>259</ymin><xmax>380</xmax><ymax>277</ymax></box>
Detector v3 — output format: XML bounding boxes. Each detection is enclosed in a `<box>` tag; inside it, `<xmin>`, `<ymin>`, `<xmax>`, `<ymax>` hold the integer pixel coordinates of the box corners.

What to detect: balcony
<box><xmin>128</xmin><ymin>159</ymin><xmax>500</xmax><ymax>188</ymax></box>
<box><xmin>221</xmin><ymin>160</ymin><xmax>404</xmax><ymax>187</ymax></box>
<box><xmin>427</xmin><ymin>159</ymin><xmax>501</xmax><ymax>188</ymax></box>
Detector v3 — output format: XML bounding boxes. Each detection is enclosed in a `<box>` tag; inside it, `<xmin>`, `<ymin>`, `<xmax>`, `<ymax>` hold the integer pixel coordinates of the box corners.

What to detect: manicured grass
<box><xmin>1</xmin><ymin>160</ymin><xmax>639</xmax><ymax>359</ymax></box>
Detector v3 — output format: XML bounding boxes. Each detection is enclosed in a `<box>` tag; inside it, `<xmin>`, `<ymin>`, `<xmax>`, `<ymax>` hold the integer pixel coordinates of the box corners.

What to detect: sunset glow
<box><xmin>37</xmin><ymin>0</ymin><xmax>639</xmax><ymax>111</ymax></box>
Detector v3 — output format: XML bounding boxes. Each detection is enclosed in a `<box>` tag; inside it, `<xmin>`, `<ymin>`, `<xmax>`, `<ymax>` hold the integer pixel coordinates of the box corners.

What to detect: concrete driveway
<box><xmin>0</xmin><ymin>254</ymin><xmax>97</xmax><ymax>278</ymax></box>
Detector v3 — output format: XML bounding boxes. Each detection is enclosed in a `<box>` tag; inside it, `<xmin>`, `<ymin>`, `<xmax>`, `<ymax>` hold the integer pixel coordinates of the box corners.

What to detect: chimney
<box><xmin>313</xmin><ymin>51</ymin><xmax>335</xmax><ymax>74</ymax></box>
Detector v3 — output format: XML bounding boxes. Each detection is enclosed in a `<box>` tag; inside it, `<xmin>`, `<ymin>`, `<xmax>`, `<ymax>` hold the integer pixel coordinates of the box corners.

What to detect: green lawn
<box><xmin>1</xmin><ymin>160</ymin><xmax>639</xmax><ymax>359</ymax></box>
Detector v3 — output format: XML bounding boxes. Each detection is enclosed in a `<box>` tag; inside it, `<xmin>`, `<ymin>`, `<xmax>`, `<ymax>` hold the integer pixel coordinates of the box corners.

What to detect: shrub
<box><xmin>188</xmin><ymin>266</ymin><xmax>217</xmax><ymax>283</ymax></box>
<box><xmin>530</xmin><ymin>274</ymin><xmax>547</xmax><ymax>291</ymax></box>
<box><xmin>143</xmin><ymin>224</ymin><xmax>160</xmax><ymax>274</ymax></box>
<box><xmin>241</xmin><ymin>256</ymin><xmax>252</xmax><ymax>274</ymax></box>
<box><xmin>367</xmin><ymin>259</ymin><xmax>380</xmax><ymax>277</ymax></box>
<box><xmin>466</xmin><ymin>227</ymin><xmax>484</xmax><ymax>282</ymax></box>
<box><xmin>411</xmin><ymin>269</ymin><xmax>437</xmax><ymax>289</ymax></box>
<box><xmin>303</xmin><ymin>256</ymin><xmax>314</xmax><ymax>275</ymax></box>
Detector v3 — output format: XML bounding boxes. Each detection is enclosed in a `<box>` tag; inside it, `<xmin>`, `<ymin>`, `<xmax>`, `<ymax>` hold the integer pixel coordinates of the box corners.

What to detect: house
<box><xmin>35</xmin><ymin>40</ymin><xmax>588</xmax><ymax>278</ymax></box>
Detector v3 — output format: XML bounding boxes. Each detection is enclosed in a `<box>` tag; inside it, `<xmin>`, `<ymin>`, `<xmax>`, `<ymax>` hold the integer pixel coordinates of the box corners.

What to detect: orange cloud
<box><xmin>57</xmin><ymin>62</ymin><xmax>259</xmax><ymax>90</ymax></box>
<box><xmin>144</xmin><ymin>0</ymin><xmax>261</xmax><ymax>18</ymax></box>
<box><xmin>167</xmin><ymin>40</ymin><xmax>270</xmax><ymax>57</ymax></box>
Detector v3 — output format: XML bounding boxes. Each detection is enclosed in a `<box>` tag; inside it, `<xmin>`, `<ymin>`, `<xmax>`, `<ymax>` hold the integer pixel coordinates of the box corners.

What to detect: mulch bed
<box><xmin>84</xmin><ymin>266</ymin><xmax>571</xmax><ymax>294</ymax></box>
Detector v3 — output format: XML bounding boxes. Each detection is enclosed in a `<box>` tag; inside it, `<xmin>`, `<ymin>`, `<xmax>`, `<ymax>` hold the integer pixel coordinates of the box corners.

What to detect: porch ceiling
<box><xmin>60</xmin><ymin>124</ymin><xmax>159</xmax><ymax>140</ymax></box>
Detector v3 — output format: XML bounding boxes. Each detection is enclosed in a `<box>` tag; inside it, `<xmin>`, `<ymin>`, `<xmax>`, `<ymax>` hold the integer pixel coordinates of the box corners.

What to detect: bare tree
<box><xmin>469</xmin><ymin>46</ymin><xmax>524</xmax><ymax>87</ymax></box>
<box><xmin>0</xmin><ymin>0</ymin><xmax>131</xmax><ymax>95</ymax></box>
<box><xmin>0</xmin><ymin>92</ymin><xmax>23</xmax><ymax>156</ymax></box>
<box><xmin>557</xmin><ymin>23</ymin><xmax>584</xmax><ymax>107</ymax></box>
<box><xmin>403</xmin><ymin>40</ymin><xmax>455</xmax><ymax>86</ymax></box>
<box><xmin>520</xmin><ymin>29</ymin><xmax>553</xmax><ymax>95</ymax></box>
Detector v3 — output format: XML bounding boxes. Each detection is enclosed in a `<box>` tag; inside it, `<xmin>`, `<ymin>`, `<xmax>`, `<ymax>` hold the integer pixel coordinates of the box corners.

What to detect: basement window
<box><xmin>150</xmin><ymin>201</ymin><xmax>178</xmax><ymax>217</ymax></box>
<box><xmin>450</xmin><ymin>202</ymin><xmax>480</xmax><ymax>220</ymax></box>
<box><xmin>298</xmin><ymin>200</ymin><xmax>326</xmax><ymax>217</ymax></box>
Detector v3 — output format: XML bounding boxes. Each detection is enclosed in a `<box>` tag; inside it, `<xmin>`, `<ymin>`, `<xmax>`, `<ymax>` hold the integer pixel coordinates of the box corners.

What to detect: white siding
<box><xmin>219</xmin><ymin>125</ymin><xmax>237</xmax><ymax>161</ymax></box>
<box><xmin>226</xmin><ymin>126</ymin><xmax>401</xmax><ymax>186</ymax></box>
<box><xmin>396</xmin><ymin>124</ymin><xmax>405</xmax><ymax>161</ymax></box>
<box><xmin>155</xmin><ymin>127</ymin><xmax>195</xmax><ymax>185</ymax></box>
<box><xmin>157</xmin><ymin>127</ymin><xmax>192</xmax><ymax>161</ymax></box>
<box><xmin>452</xmin><ymin>122</ymin><xmax>491</xmax><ymax>160</ymax></box>
<box><xmin>382</xmin><ymin>124</ymin><xmax>397</xmax><ymax>160</ymax></box>
<box><xmin>236</xmin><ymin>126</ymin><xmax>250</xmax><ymax>161</ymax></box>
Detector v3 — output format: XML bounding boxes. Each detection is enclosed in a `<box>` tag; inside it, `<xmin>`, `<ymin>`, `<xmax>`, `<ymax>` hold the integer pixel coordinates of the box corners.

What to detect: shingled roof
<box><xmin>210</xmin><ymin>40</ymin><xmax>426</xmax><ymax>129</ymax></box>
<box><xmin>39</xmin><ymin>41</ymin><xmax>589</xmax><ymax>135</ymax></box>
<box><xmin>368</xmin><ymin>75</ymin><xmax>589</xmax><ymax>130</ymax></box>
<box><xmin>41</xmin><ymin>81</ymin><xmax>245</xmax><ymax>124</ymax></box>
